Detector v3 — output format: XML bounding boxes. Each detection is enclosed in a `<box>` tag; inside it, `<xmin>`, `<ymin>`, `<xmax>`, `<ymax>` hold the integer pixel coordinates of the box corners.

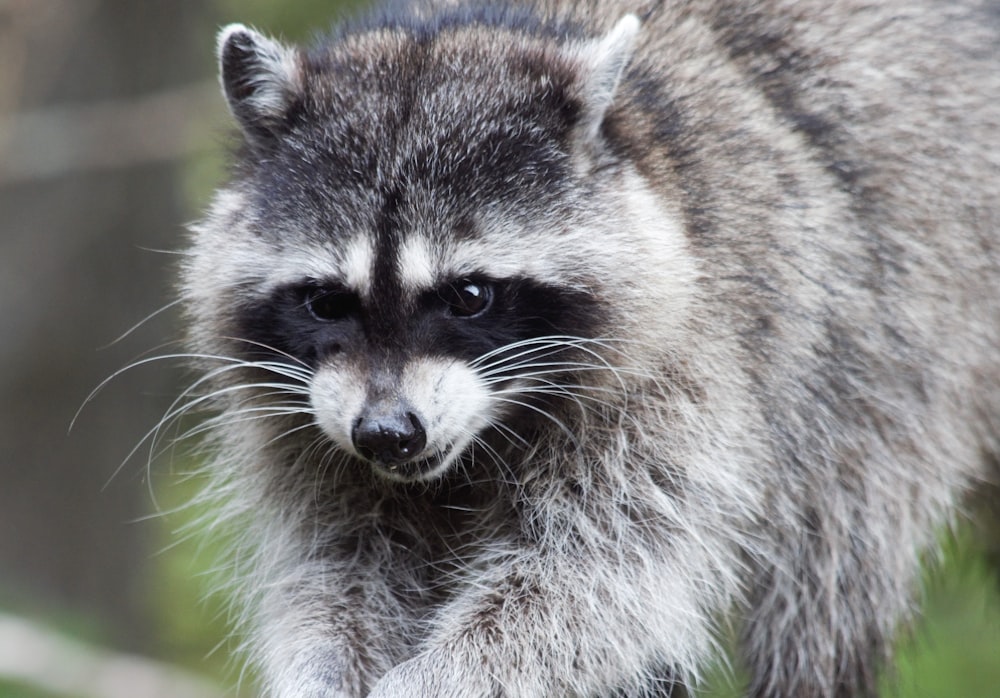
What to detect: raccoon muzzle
<box><xmin>352</xmin><ymin>407</ymin><xmax>429</xmax><ymax>472</ymax></box>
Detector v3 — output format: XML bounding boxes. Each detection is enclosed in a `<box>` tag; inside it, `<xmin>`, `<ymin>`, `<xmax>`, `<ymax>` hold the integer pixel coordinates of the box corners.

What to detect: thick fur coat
<box><xmin>180</xmin><ymin>0</ymin><xmax>1000</xmax><ymax>695</ymax></box>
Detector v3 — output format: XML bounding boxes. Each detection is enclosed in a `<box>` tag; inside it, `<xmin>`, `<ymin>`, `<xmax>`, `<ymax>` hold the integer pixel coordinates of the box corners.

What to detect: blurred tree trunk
<box><xmin>0</xmin><ymin>0</ymin><xmax>219</xmax><ymax>652</ymax></box>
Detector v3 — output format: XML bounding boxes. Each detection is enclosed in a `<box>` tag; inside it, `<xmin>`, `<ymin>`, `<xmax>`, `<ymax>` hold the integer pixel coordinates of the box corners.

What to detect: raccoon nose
<box><xmin>352</xmin><ymin>411</ymin><xmax>427</xmax><ymax>465</ymax></box>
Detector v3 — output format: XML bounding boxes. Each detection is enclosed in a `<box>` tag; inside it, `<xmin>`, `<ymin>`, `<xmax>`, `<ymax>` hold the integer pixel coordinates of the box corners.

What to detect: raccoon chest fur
<box><xmin>180</xmin><ymin>0</ymin><xmax>1000</xmax><ymax>696</ymax></box>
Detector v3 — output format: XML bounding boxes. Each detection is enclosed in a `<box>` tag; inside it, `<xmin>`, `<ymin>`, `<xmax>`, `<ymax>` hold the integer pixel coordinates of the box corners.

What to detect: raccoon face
<box><xmin>187</xmin><ymin>15</ymin><xmax>693</xmax><ymax>482</ymax></box>
<box><xmin>231</xmin><ymin>249</ymin><xmax>607</xmax><ymax>482</ymax></box>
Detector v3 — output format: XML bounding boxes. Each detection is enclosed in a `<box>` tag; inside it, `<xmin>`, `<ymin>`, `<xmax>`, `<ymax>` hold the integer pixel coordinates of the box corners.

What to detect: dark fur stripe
<box><xmin>234</xmin><ymin>275</ymin><xmax>605</xmax><ymax>370</ymax></box>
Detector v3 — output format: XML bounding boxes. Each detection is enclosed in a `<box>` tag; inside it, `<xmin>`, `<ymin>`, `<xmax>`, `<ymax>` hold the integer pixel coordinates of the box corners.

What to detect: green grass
<box><xmin>883</xmin><ymin>533</ymin><xmax>1000</xmax><ymax>698</ymax></box>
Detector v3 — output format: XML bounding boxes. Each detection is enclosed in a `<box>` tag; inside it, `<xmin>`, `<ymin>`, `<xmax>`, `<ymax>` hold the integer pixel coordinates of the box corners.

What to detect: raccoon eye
<box><xmin>440</xmin><ymin>279</ymin><xmax>493</xmax><ymax>317</ymax></box>
<box><xmin>302</xmin><ymin>285</ymin><xmax>360</xmax><ymax>321</ymax></box>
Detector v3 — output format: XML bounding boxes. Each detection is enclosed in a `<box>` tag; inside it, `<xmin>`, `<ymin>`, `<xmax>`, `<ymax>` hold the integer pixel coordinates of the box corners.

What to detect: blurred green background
<box><xmin>0</xmin><ymin>1</ymin><xmax>997</xmax><ymax>696</ymax></box>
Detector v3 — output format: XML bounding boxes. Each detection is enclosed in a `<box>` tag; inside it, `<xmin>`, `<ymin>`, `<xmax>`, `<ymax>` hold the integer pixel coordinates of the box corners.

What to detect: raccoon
<box><xmin>180</xmin><ymin>0</ymin><xmax>1000</xmax><ymax>695</ymax></box>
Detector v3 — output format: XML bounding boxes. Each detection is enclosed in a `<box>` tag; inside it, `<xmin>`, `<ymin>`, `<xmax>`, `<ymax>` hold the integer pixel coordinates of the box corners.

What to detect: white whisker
<box><xmin>488</xmin><ymin>396</ymin><xmax>581</xmax><ymax>448</ymax></box>
<box><xmin>98</xmin><ymin>298</ymin><xmax>187</xmax><ymax>349</ymax></box>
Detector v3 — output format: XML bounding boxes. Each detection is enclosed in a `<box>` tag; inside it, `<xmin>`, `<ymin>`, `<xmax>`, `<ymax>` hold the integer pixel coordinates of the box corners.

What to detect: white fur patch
<box><xmin>397</xmin><ymin>235</ymin><xmax>438</xmax><ymax>292</ymax></box>
<box><xmin>614</xmin><ymin>169</ymin><xmax>699</xmax><ymax>328</ymax></box>
<box><xmin>310</xmin><ymin>362</ymin><xmax>368</xmax><ymax>452</ymax></box>
<box><xmin>401</xmin><ymin>357</ymin><xmax>494</xmax><ymax>477</ymax></box>
<box><xmin>340</xmin><ymin>235</ymin><xmax>374</xmax><ymax>295</ymax></box>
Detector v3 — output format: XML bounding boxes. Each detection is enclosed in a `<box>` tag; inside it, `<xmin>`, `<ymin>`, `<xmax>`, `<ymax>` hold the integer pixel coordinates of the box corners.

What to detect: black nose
<box><xmin>352</xmin><ymin>411</ymin><xmax>427</xmax><ymax>465</ymax></box>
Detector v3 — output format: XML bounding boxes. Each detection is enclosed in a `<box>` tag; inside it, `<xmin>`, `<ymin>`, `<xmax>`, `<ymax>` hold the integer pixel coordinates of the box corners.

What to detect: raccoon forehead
<box><xmin>197</xmin><ymin>187</ymin><xmax>594</xmax><ymax>300</ymax></box>
<box><xmin>247</xmin><ymin>227</ymin><xmax>598</xmax><ymax>297</ymax></box>
<box><xmin>199</xmin><ymin>168</ymin><xmax>683</xmax><ymax>306</ymax></box>
<box><xmin>395</xmin><ymin>230</ymin><xmax>598</xmax><ymax>293</ymax></box>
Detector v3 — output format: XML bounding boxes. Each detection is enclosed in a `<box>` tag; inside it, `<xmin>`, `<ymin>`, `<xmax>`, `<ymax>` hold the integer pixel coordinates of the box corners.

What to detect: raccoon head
<box><xmin>186</xmin><ymin>14</ymin><xmax>695</xmax><ymax>483</ymax></box>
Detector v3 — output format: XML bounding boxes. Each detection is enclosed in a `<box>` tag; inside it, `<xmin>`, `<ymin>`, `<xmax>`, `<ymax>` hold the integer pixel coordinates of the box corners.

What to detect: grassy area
<box><xmin>883</xmin><ymin>532</ymin><xmax>1000</xmax><ymax>698</ymax></box>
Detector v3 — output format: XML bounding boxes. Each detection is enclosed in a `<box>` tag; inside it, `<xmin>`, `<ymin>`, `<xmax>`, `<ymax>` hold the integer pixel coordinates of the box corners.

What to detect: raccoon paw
<box><xmin>270</xmin><ymin>658</ymin><xmax>364</xmax><ymax>698</ymax></box>
<box><xmin>367</xmin><ymin>648</ymin><xmax>495</xmax><ymax>698</ymax></box>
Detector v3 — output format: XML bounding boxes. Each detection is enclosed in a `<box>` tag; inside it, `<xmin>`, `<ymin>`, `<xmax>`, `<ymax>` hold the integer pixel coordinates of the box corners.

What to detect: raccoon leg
<box><xmin>738</xmin><ymin>510</ymin><xmax>911</xmax><ymax>698</ymax></box>
<box><xmin>253</xmin><ymin>559</ymin><xmax>410</xmax><ymax>698</ymax></box>
<box><xmin>365</xmin><ymin>543</ymin><xmax>722</xmax><ymax>698</ymax></box>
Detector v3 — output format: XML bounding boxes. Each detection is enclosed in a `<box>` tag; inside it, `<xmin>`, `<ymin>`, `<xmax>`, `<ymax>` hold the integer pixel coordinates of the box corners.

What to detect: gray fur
<box><xmin>180</xmin><ymin>0</ymin><xmax>1000</xmax><ymax>696</ymax></box>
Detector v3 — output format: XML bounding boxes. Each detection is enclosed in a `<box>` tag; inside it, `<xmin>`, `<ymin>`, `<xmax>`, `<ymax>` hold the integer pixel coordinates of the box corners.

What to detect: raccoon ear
<box><xmin>217</xmin><ymin>23</ymin><xmax>302</xmax><ymax>147</ymax></box>
<box><xmin>576</xmin><ymin>14</ymin><xmax>641</xmax><ymax>145</ymax></box>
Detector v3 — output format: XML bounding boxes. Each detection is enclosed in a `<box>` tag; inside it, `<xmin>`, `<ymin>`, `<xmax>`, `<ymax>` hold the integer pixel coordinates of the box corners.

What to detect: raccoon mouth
<box><xmin>369</xmin><ymin>453</ymin><xmax>444</xmax><ymax>482</ymax></box>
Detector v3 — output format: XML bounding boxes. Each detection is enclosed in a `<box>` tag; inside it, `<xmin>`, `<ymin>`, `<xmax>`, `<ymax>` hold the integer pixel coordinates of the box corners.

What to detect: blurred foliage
<box><xmin>216</xmin><ymin>0</ymin><xmax>372</xmax><ymax>39</ymax></box>
<box><xmin>146</xmin><ymin>471</ymin><xmax>238</xmax><ymax>683</ymax></box>
<box><xmin>0</xmin><ymin>683</ymin><xmax>63</xmax><ymax>698</ymax></box>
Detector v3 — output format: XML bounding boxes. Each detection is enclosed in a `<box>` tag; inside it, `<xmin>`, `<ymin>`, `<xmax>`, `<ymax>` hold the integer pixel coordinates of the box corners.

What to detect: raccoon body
<box><xmin>182</xmin><ymin>0</ymin><xmax>1000</xmax><ymax>695</ymax></box>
